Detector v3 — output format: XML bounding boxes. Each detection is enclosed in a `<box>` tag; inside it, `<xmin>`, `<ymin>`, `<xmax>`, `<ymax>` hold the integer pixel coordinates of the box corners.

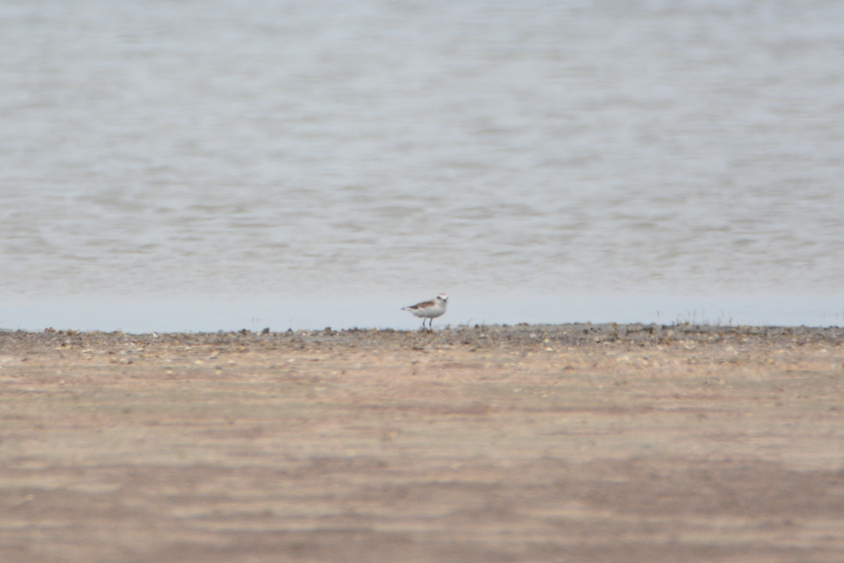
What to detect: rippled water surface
<box><xmin>2</xmin><ymin>0</ymin><xmax>843</xmax><ymax>330</ymax></box>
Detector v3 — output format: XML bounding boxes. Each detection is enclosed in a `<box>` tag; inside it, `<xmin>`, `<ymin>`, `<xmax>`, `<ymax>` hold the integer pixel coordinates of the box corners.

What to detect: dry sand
<box><xmin>2</xmin><ymin>324</ymin><xmax>844</xmax><ymax>562</ymax></box>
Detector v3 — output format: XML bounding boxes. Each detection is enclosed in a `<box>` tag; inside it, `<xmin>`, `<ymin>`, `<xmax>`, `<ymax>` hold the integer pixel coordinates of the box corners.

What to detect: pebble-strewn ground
<box><xmin>2</xmin><ymin>324</ymin><xmax>844</xmax><ymax>562</ymax></box>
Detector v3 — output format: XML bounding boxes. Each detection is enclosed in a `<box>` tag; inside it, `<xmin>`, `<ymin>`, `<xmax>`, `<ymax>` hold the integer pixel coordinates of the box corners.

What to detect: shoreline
<box><xmin>3</xmin><ymin>320</ymin><xmax>844</xmax><ymax>339</ymax></box>
<box><xmin>5</xmin><ymin>293</ymin><xmax>844</xmax><ymax>334</ymax></box>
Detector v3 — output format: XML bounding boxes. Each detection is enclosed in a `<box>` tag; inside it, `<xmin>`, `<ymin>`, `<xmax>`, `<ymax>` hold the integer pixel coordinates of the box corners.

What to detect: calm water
<box><xmin>2</xmin><ymin>0</ymin><xmax>843</xmax><ymax>331</ymax></box>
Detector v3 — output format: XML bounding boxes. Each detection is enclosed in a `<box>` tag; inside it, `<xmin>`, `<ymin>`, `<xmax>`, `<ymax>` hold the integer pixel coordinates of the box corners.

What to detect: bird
<box><xmin>402</xmin><ymin>293</ymin><xmax>449</xmax><ymax>330</ymax></box>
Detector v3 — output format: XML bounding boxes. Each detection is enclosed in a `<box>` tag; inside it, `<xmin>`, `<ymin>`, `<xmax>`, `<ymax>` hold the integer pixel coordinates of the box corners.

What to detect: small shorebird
<box><xmin>402</xmin><ymin>293</ymin><xmax>448</xmax><ymax>330</ymax></box>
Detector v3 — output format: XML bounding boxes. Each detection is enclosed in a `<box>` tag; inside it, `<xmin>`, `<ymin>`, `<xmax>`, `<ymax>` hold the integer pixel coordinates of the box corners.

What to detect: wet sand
<box><xmin>2</xmin><ymin>324</ymin><xmax>844</xmax><ymax>562</ymax></box>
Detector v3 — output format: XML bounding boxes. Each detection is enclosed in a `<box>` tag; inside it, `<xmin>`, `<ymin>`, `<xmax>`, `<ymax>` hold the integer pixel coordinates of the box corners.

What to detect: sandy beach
<box><xmin>2</xmin><ymin>324</ymin><xmax>844</xmax><ymax>562</ymax></box>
